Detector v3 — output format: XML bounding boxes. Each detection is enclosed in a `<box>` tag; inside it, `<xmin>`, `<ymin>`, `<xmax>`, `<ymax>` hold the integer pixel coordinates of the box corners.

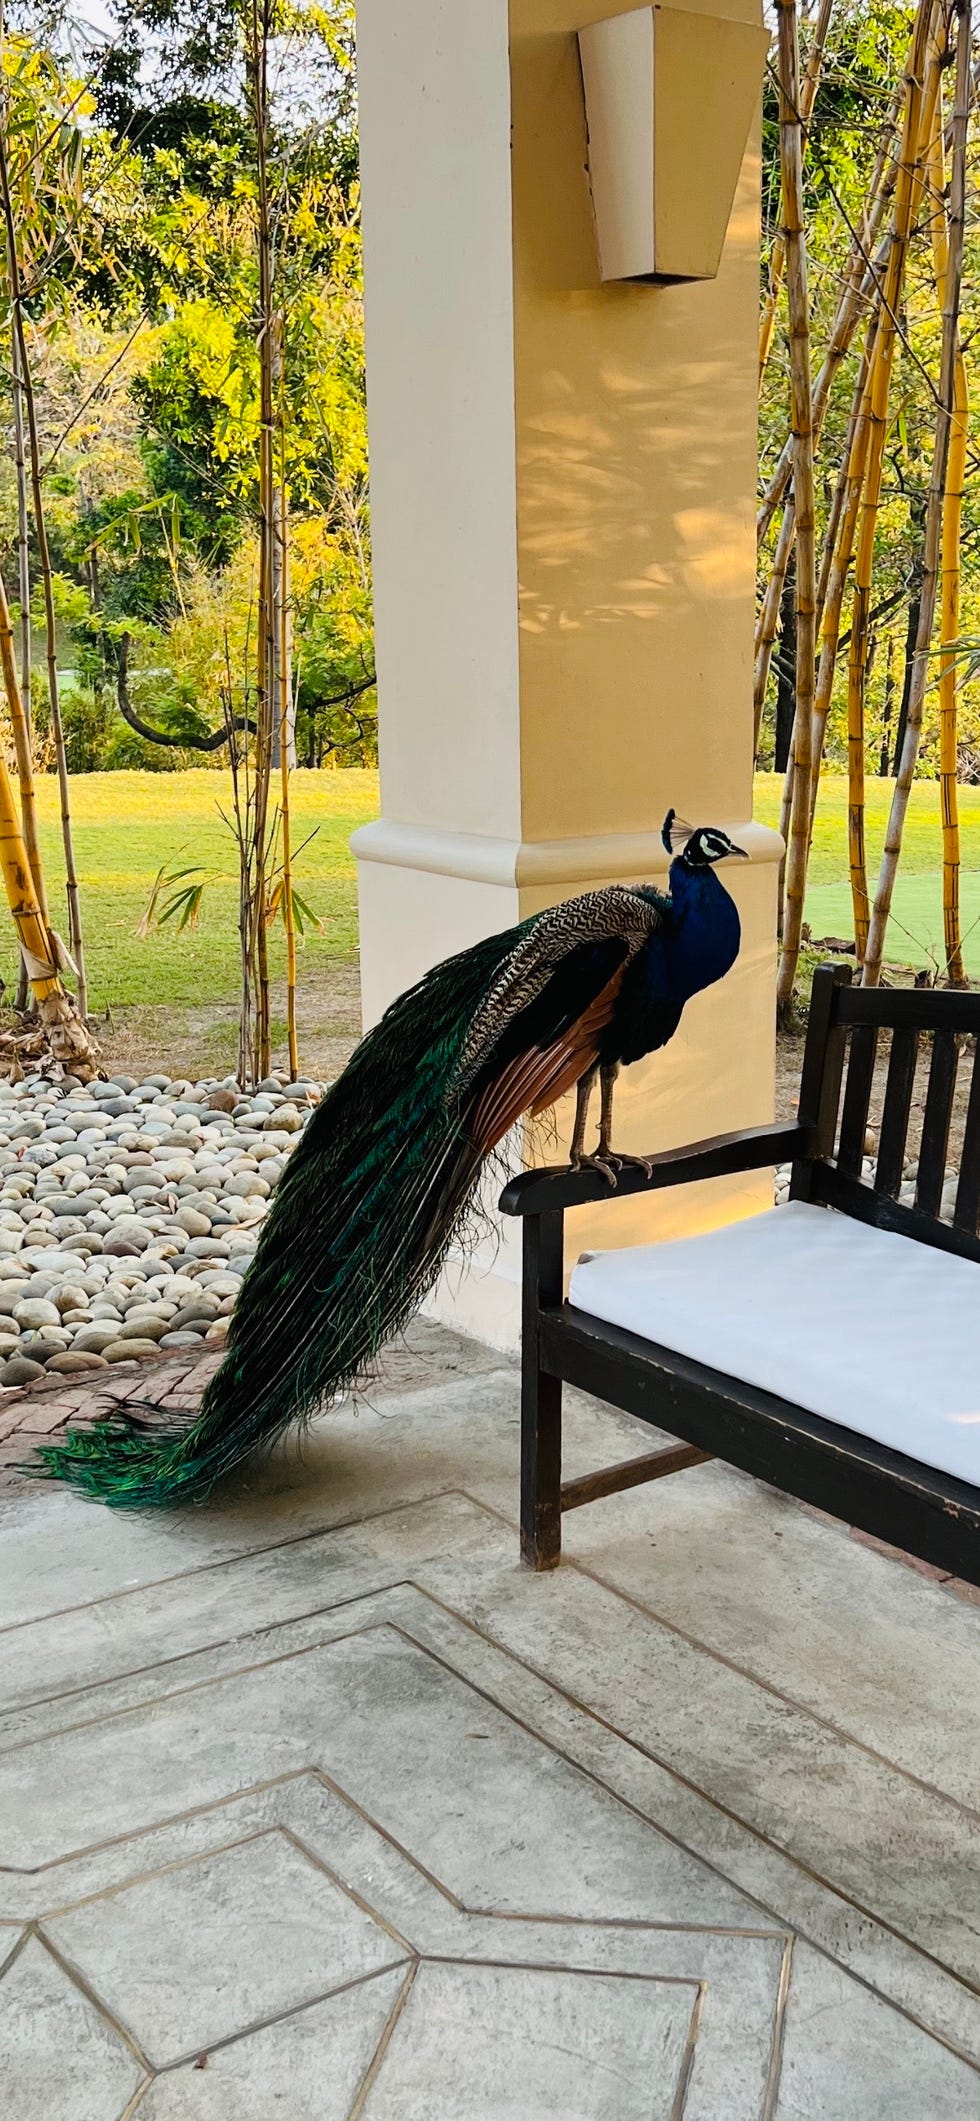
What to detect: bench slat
<box><xmin>875</xmin><ymin>1027</ymin><xmax>919</xmax><ymax>1198</ymax></box>
<box><xmin>955</xmin><ymin>1039</ymin><xmax>980</xmax><ymax>1234</ymax></box>
<box><xmin>837</xmin><ymin>1024</ymin><xmax>878</xmax><ymax>1176</ymax></box>
<box><xmin>811</xmin><ymin>1158</ymin><xmax>980</xmax><ymax>1265</ymax></box>
<box><xmin>916</xmin><ymin>1028</ymin><xmax>958</xmax><ymax>1216</ymax></box>
<box><xmin>838</xmin><ymin>985</ymin><xmax>980</xmax><ymax>1032</ymax></box>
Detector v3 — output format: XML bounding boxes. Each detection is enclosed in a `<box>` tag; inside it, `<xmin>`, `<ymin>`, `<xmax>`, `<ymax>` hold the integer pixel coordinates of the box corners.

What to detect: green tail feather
<box><xmin>33</xmin><ymin>917</ymin><xmax>536</xmax><ymax>1508</ymax></box>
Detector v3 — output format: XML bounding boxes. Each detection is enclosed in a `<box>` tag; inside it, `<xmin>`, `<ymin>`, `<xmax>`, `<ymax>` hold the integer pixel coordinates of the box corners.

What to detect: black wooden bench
<box><xmin>500</xmin><ymin>964</ymin><xmax>980</xmax><ymax>1576</ymax></box>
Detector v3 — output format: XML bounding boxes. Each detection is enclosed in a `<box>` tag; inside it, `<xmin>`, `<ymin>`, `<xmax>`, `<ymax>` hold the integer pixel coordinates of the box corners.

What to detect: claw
<box><xmin>601</xmin><ymin>1150</ymin><xmax>654</xmax><ymax>1180</ymax></box>
<box><xmin>569</xmin><ymin>1151</ymin><xmax>619</xmax><ymax>1188</ymax></box>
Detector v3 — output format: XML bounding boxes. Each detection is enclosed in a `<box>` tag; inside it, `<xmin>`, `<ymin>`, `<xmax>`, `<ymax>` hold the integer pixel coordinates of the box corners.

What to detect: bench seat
<box><xmin>570</xmin><ymin>1199</ymin><xmax>980</xmax><ymax>1491</ymax></box>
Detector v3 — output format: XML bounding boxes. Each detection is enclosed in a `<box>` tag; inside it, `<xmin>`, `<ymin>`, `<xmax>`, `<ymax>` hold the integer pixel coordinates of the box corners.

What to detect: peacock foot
<box><xmin>597</xmin><ymin>1150</ymin><xmax>655</xmax><ymax>1180</ymax></box>
<box><xmin>569</xmin><ymin>1151</ymin><xmax>620</xmax><ymax>1188</ymax></box>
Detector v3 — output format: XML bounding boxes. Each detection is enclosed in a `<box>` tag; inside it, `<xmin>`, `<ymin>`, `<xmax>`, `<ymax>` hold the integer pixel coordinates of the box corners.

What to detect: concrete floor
<box><xmin>2</xmin><ymin>1320</ymin><xmax>979</xmax><ymax>2118</ymax></box>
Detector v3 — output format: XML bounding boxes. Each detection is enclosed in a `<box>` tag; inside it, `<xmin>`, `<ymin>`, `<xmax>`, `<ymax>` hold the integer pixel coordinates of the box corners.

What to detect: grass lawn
<box><xmin>754</xmin><ymin>773</ymin><xmax>980</xmax><ymax>977</ymax></box>
<box><xmin>16</xmin><ymin>768</ymin><xmax>381</xmax><ymax>1010</ymax></box>
<box><xmin>13</xmin><ymin>768</ymin><xmax>380</xmax><ymax>1077</ymax></box>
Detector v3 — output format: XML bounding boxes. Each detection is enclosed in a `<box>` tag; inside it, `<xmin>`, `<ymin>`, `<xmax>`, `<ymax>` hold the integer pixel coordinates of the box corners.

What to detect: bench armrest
<box><xmin>498</xmin><ymin>1121</ymin><xmax>811</xmax><ymax>1216</ymax></box>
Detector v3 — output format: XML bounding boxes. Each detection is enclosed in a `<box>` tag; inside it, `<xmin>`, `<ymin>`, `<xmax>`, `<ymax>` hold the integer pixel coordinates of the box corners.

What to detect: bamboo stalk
<box><xmin>759</xmin><ymin>0</ymin><xmax>834</xmax><ymax>384</ymax></box>
<box><xmin>864</xmin><ymin>0</ymin><xmax>971</xmax><ymax>988</ymax></box>
<box><xmin>279</xmin><ymin>480</ymin><xmax>298</xmax><ymax>1078</ymax></box>
<box><xmin>12</xmin><ymin>326</ymin><xmax>32</xmax><ymax>1011</ymax></box>
<box><xmin>755</xmin><ymin>195</ymin><xmax>898</xmax><ymax>740</ymax></box>
<box><xmin>250</xmin><ymin>0</ymin><xmax>274</xmax><ymax>1086</ymax></box>
<box><xmin>0</xmin><ymin>496</ymin><xmax>46</xmax><ymax>920</ymax></box>
<box><xmin>11</xmin><ymin>329</ymin><xmax>29</xmax><ymax>732</ymax></box>
<box><xmin>925</xmin><ymin>81</ymin><xmax>969</xmax><ymax>984</ymax></box>
<box><xmin>775</xmin><ymin>0</ymin><xmax>816</xmax><ymax>1018</ymax></box>
<box><xmin>805</xmin><ymin>320</ymin><xmax>878</xmax><ymax>841</ymax></box>
<box><xmin>757</xmin><ymin>74</ymin><xmax>903</xmax><ymax>548</ymax></box>
<box><xmin>0</xmin><ymin>121</ymin><xmax>88</xmax><ymax>1016</ymax></box>
<box><xmin>845</xmin><ymin>0</ymin><xmax>936</xmax><ymax>963</ymax></box>
<box><xmin>0</xmin><ymin>637</ymin><xmax>97</xmax><ymax>1068</ymax></box>
<box><xmin>754</xmin><ymin>502</ymin><xmax>796</xmax><ymax>750</ymax></box>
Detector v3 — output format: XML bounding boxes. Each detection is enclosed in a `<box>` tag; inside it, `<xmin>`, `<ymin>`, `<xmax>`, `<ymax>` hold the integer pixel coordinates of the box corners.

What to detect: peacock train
<box><xmin>33</xmin><ymin>810</ymin><xmax>745</xmax><ymax>1508</ymax></box>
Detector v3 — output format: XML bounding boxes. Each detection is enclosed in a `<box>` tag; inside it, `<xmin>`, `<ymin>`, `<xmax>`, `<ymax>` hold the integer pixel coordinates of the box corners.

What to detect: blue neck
<box><xmin>665</xmin><ymin>856</ymin><xmax>742</xmax><ymax>1000</ymax></box>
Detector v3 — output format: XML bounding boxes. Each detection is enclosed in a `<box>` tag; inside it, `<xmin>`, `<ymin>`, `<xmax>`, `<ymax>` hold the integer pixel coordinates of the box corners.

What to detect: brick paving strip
<box><xmin>2</xmin><ymin>1342</ymin><xmax>977</xmax><ymax>1612</ymax></box>
<box><xmin>0</xmin><ymin>1349</ymin><xmax>221</xmax><ymax>1468</ymax></box>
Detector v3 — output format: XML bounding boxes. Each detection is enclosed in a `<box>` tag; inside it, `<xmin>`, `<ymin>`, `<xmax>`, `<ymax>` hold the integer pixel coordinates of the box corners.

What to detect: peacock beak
<box><xmin>727</xmin><ymin>843</ymin><xmax>748</xmax><ymax>858</ymax></box>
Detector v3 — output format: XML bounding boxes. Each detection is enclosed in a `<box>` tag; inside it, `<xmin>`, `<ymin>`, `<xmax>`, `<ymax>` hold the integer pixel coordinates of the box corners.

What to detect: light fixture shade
<box><xmin>578</xmin><ymin>5</ymin><xmax>770</xmax><ymax>283</ymax></box>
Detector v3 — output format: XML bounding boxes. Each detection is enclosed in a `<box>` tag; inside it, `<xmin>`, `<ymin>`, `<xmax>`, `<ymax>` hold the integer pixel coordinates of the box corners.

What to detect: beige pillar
<box><xmin>354</xmin><ymin>0</ymin><xmax>781</xmax><ymax>1348</ymax></box>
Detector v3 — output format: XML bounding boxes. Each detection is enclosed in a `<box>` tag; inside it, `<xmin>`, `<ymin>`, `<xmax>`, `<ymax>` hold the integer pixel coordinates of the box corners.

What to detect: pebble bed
<box><xmin>0</xmin><ymin>1071</ymin><xmax>320</xmax><ymax>1389</ymax></box>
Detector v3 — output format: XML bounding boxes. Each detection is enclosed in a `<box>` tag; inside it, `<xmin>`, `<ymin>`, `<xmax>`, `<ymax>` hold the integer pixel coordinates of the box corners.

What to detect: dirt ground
<box><xmin>82</xmin><ymin>960</ymin><xmax>364</xmax><ymax>1085</ymax></box>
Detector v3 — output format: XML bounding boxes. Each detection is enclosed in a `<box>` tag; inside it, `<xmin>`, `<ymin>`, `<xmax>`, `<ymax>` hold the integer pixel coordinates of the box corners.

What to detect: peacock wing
<box><xmin>466</xmin><ymin>943</ymin><xmax>625</xmax><ymax>1151</ymax></box>
<box><xmin>460</xmin><ymin>886</ymin><xmax>666</xmax><ymax>1153</ymax></box>
<box><xmin>457</xmin><ymin>884</ymin><xmax>665</xmax><ymax>1087</ymax></box>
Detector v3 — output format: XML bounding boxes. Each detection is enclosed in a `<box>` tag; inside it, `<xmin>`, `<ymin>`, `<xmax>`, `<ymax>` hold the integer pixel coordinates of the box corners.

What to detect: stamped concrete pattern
<box><xmin>2</xmin><ymin>1322</ymin><xmax>979</xmax><ymax>2117</ymax></box>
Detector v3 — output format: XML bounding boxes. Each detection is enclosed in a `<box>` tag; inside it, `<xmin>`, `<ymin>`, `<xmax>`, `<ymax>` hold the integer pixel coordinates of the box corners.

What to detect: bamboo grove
<box><xmin>760</xmin><ymin>0</ymin><xmax>979</xmax><ymax>1003</ymax></box>
<box><xmin>0</xmin><ymin>4</ymin><xmax>360</xmax><ymax>1081</ymax></box>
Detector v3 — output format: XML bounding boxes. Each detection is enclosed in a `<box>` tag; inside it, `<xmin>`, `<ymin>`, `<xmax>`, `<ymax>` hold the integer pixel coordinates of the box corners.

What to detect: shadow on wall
<box><xmin>510</xmin><ymin>12</ymin><xmax>760</xmax><ymax>839</ymax></box>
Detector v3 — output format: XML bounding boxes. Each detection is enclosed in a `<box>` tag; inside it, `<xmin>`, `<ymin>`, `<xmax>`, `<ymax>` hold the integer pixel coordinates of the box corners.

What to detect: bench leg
<box><xmin>521</xmin><ymin>1363</ymin><xmax>562</xmax><ymax>1569</ymax></box>
<box><xmin>520</xmin><ymin>1211</ymin><xmax>563</xmax><ymax>1570</ymax></box>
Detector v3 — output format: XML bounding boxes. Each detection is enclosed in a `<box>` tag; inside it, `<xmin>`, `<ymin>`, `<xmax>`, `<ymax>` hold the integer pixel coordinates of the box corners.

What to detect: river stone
<box><xmin>103</xmin><ymin>1338</ymin><xmax>159</xmax><ymax>1362</ymax></box>
<box><xmin>176</xmin><ymin>1207</ymin><xmax>211</xmax><ymax>1237</ymax></box>
<box><xmin>103</xmin><ymin>1236</ymin><xmax>140</xmax><ymax>1259</ymax></box>
<box><xmin>207</xmin><ymin>1088</ymin><xmax>238</xmax><ymax>1113</ymax></box>
<box><xmin>0</xmin><ymin>1355</ymin><xmax>45</xmax><ymax>1385</ymax></box>
<box><xmin>72</xmin><ymin>1325</ymin><xmax>125</xmax><ymax>1353</ymax></box>
<box><xmin>55</xmin><ymin>1283</ymin><xmax>92</xmax><ymax>1314</ymax></box>
<box><xmin>22</xmin><ymin>1339</ymin><xmax>71</xmax><ymax>1366</ymax></box>
<box><xmin>115</xmin><ymin>1317</ymin><xmax>168</xmax><ymax>1342</ymax></box>
<box><xmin>13</xmin><ymin>1297</ymin><xmax>62</xmax><ymax>1329</ymax></box>
<box><xmin>108</xmin><ymin>1220</ymin><xmax>152</xmax><ymax>1251</ymax></box>
<box><xmin>22</xmin><ymin>1249</ymin><xmax>86</xmax><ymax>1275</ymax></box>
<box><xmin>169</xmin><ymin>1304</ymin><xmax>220</xmax><ymax>1332</ymax></box>
<box><xmin>47</xmin><ymin>1351</ymin><xmax>110</xmax><ymax>1374</ymax></box>
<box><xmin>51</xmin><ymin>1193</ymin><xmax>102</xmax><ymax>1218</ymax></box>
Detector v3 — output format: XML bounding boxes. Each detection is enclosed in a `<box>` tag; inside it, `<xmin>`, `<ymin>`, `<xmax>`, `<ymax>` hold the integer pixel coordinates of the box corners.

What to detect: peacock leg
<box><xmin>569</xmin><ymin>1065</ymin><xmax>598</xmax><ymax>1166</ymax></box>
<box><xmin>568</xmin><ymin>1064</ymin><xmax>617</xmax><ymax>1185</ymax></box>
<box><xmin>598</xmin><ymin>1062</ymin><xmax>653</xmax><ymax>1179</ymax></box>
<box><xmin>597</xmin><ymin>1063</ymin><xmax>619</xmax><ymax>1158</ymax></box>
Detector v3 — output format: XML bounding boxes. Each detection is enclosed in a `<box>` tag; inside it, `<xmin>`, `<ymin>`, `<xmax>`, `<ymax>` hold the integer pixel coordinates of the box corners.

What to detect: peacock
<box><xmin>33</xmin><ymin>810</ymin><xmax>745</xmax><ymax>1508</ymax></box>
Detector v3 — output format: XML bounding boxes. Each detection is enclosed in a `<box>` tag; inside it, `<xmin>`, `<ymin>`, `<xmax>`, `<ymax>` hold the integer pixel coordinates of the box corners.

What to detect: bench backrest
<box><xmin>794</xmin><ymin>964</ymin><xmax>980</xmax><ymax>1266</ymax></box>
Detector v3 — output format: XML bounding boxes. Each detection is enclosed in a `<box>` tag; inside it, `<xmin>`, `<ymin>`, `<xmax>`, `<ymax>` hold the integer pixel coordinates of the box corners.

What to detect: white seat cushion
<box><xmin>569</xmin><ymin>1200</ymin><xmax>980</xmax><ymax>1489</ymax></box>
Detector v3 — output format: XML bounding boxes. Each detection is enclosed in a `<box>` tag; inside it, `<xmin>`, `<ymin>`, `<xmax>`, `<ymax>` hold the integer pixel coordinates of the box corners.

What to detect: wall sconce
<box><xmin>578</xmin><ymin>5</ymin><xmax>770</xmax><ymax>284</ymax></box>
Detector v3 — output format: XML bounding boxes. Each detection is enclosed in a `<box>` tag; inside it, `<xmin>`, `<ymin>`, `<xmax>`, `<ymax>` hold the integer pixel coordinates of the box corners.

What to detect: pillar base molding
<box><xmin>352</xmin><ymin>815</ymin><xmax>783</xmax><ymax>888</ymax></box>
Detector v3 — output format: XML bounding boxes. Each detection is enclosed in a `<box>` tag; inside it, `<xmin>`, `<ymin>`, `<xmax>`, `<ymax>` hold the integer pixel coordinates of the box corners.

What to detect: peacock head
<box><xmin>661</xmin><ymin>811</ymin><xmax>748</xmax><ymax>867</ymax></box>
